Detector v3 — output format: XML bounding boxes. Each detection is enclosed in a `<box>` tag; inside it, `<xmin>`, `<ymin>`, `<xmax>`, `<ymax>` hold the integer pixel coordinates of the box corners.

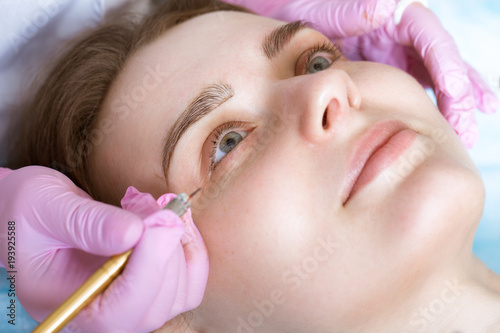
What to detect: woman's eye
<box><xmin>212</xmin><ymin>130</ymin><xmax>247</xmax><ymax>166</ymax></box>
<box><xmin>297</xmin><ymin>41</ymin><xmax>342</xmax><ymax>75</ymax></box>
<box><xmin>307</xmin><ymin>56</ymin><xmax>332</xmax><ymax>74</ymax></box>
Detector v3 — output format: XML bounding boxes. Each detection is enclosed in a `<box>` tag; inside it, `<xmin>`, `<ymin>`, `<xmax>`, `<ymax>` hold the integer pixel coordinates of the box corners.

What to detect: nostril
<box><xmin>322</xmin><ymin>110</ymin><xmax>328</xmax><ymax>128</ymax></box>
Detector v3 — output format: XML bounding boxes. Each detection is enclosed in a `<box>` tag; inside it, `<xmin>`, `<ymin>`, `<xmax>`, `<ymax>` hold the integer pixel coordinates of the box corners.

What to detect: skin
<box><xmin>92</xmin><ymin>11</ymin><xmax>500</xmax><ymax>332</ymax></box>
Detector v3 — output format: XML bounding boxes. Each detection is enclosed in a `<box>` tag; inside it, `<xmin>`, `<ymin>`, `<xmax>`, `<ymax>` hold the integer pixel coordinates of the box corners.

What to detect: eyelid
<box><xmin>296</xmin><ymin>40</ymin><xmax>343</xmax><ymax>75</ymax></box>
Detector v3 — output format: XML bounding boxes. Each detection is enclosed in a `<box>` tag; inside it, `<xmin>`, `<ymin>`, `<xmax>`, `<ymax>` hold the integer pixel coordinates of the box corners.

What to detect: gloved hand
<box><xmin>0</xmin><ymin>166</ymin><xmax>208</xmax><ymax>332</ymax></box>
<box><xmin>224</xmin><ymin>0</ymin><xmax>498</xmax><ymax>148</ymax></box>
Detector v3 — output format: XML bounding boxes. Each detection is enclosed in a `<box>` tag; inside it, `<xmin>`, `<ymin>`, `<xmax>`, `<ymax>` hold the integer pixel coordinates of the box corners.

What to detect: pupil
<box><xmin>226</xmin><ymin>138</ymin><xmax>235</xmax><ymax>148</ymax></box>
<box><xmin>308</xmin><ymin>57</ymin><xmax>329</xmax><ymax>74</ymax></box>
<box><xmin>220</xmin><ymin>132</ymin><xmax>242</xmax><ymax>153</ymax></box>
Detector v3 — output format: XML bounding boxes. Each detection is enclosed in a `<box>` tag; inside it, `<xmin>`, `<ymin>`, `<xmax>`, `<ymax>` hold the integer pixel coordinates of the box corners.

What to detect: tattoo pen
<box><xmin>32</xmin><ymin>189</ymin><xmax>201</xmax><ymax>333</ymax></box>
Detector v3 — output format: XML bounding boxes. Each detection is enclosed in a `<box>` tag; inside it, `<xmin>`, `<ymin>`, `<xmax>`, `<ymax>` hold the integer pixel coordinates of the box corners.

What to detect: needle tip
<box><xmin>188</xmin><ymin>188</ymin><xmax>202</xmax><ymax>200</ymax></box>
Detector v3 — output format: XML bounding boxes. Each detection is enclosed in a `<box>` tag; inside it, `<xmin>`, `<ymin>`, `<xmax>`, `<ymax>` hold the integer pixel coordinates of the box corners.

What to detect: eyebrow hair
<box><xmin>262</xmin><ymin>20</ymin><xmax>310</xmax><ymax>60</ymax></box>
<box><xmin>162</xmin><ymin>82</ymin><xmax>234</xmax><ymax>186</ymax></box>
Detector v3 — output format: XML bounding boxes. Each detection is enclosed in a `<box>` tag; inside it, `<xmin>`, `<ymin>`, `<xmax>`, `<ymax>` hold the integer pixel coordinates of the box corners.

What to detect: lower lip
<box><xmin>347</xmin><ymin>129</ymin><xmax>417</xmax><ymax>201</ymax></box>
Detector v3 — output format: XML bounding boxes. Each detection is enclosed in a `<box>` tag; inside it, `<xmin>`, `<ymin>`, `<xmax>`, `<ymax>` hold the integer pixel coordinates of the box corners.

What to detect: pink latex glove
<box><xmin>0</xmin><ymin>166</ymin><xmax>208</xmax><ymax>332</ymax></box>
<box><xmin>224</xmin><ymin>0</ymin><xmax>498</xmax><ymax>148</ymax></box>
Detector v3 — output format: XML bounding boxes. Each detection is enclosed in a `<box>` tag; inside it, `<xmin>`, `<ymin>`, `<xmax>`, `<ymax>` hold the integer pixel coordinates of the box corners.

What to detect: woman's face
<box><xmin>95</xmin><ymin>11</ymin><xmax>485</xmax><ymax>331</ymax></box>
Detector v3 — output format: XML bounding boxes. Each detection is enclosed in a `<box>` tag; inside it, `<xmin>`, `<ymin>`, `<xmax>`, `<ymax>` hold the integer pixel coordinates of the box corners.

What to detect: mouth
<box><xmin>342</xmin><ymin>120</ymin><xmax>417</xmax><ymax>205</ymax></box>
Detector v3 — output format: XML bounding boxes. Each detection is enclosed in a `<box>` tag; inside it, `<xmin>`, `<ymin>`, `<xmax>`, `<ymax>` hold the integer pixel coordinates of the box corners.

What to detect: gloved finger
<box><xmin>179</xmin><ymin>209</ymin><xmax>209</xmax><ymax>310</ymax></box>
<box><xmin>404</xmin><ymin>46</ymin><xmax>433</xmax><ymax>89</ymax></box>
<box><xmin>465</xmin><ymin>62</ymin><xmax>499</xmax><ymax>114</ymax></box>
<box><xmin>458</xmin><ymin>118</ymin><xmax>480</xmax><ymax>149</ymax></box>
<box><xmin>136</xmin><ymin>245</ymin><xmax>187</xmax><ymax>331</ymax></box>
<box><xmin>0</xmin><ymin>167</ymin><xmax>13</xmax><ymax>180</ymax></box>
<box><xmin>78</xmin><ymin>209</ymin><xmax>185</xmax><ymax>332</ymax></box>
<box><xmin>436</xmin><ymin>86</ymin><xmax>476</xmax><ymax>120</ymax></box>
<box><xmin>273</xmin><ymin>0</ymin><xmax>397</xmax><ymax>39</ymax></box>
<box><xmin>19</xmin><ymin>247</ymin><xmax>110</xmax><ymax>321</ymax></box>
<box><xmin>147</xmin><ymin>196</ymin><xmax>209</xmax><ymax>316</ymax></box>
<box><xmin>446</xmin><ymin>111</ymin><xmax>479</xmax><ymax>149</ymax></box>
<box><xmin>121</xmin><ymin>186</ymin><xmax>169</xmax><ymax>218</ymax></box>
<box><xmin>137</xmin><ymin>215</ymin><xmax>208</xmax><ymax>328</ymax></box>
<box><xmin>44</xmin><ymin>182</ymin><xmax>144</xmax><ymax>256</ymax></box>
<box><xmin>395</xmin><ymin>4</ymin><xmax>471</xmax><ymax>101</ymax></box>
<box><xmin>6</xmin><ymin>166</ymin><xmax>144</xmax><ymax>257</ymax></box>
<box><xmin>436</xmin><ymin>88</ymin><xmax>479</xmax><ymax>148</ymax></box>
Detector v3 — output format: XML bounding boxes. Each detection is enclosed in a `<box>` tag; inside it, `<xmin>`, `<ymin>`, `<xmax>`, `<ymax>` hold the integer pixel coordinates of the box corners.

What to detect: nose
<box><xmin>276</xmin><ymin>69</ymin><xmax>362</xmax><ymax>144</ymax></box>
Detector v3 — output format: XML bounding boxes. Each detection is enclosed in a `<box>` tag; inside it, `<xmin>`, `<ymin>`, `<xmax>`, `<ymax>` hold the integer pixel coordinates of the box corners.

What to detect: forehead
<box><xmin>140</xmin><ymin>11</ymin><xmax>281</xmax><ymax>70</ymax></box>
<box><xmin>114</xmin><ymin>11</ymin><xmax>283</xmax><ymax>107</ymax></box>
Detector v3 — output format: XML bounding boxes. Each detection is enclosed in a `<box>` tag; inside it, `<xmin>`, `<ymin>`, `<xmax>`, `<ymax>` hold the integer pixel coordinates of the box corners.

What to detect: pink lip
<box><xmin>342</xmin><ymin>120</ymin><xmax>417</xmax><ymax>205</ymax></box>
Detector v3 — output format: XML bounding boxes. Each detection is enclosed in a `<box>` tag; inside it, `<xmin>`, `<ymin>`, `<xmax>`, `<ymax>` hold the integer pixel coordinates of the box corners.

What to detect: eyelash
<box><xmin>207</xmin><ymin>42</ymin><xmax>342</xmax><ymax>172</ymax></box>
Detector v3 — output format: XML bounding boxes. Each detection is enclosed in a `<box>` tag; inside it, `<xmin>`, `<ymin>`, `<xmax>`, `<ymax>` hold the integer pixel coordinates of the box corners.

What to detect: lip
<box><xmin>342</xmin><ymin>120</ymin><xmax>417</xmax><ymax>205</ymax></box>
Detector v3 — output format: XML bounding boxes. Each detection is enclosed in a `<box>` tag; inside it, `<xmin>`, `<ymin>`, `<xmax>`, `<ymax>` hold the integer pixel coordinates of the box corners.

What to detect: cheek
<box><xmin>389</xmin><ymin>153</ymin><xmax>483</xmax><ymax>243</ymax></box>
<box><xmin>350</xmin><ymin>62</ymin><xmax>435</xmax><ymax>116</ymax></box>
<box><xmin>196</xmin><ymin>159</ymin><xmax>315</xmax><ymax>260</ymax></box>
<box><xmin>191</xmin><ymin>147</ymin><xmax>330</xmax><ymax>299</ymax></box>
<box><xmin>346</xmin><ymin>133</ymin><xmax>483</xmax><ymax>277</ymax></box>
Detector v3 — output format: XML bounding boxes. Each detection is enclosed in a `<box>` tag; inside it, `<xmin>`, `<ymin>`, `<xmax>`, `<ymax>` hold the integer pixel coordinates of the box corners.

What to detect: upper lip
<box><xmin>341</xmin><ymin>120</ymin><xmax>408</xmax><ymax>204</ymax></box>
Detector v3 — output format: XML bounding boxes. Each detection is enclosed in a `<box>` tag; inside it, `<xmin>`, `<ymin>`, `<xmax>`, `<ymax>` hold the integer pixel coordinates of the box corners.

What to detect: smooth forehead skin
<box><xmin>96</xmin><ymin>11</ymin><xmax>484</xmax><ymax>331</ymax></box>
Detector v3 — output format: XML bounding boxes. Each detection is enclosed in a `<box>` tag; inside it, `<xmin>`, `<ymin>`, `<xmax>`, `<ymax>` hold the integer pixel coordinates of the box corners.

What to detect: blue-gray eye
<box><xmin>214</xmin><ymin>130</ymin><xmax>247</xmax><ymax>164</ymax></box>
<box><xmin>307</xmin><ymin>56</ymin><xmax>331</xmax><ymax>74</ymax></box>
<box><xmin>220</xmin><ymin>132</ymin><xmax>243</xmax><ymax>153</ymax></box>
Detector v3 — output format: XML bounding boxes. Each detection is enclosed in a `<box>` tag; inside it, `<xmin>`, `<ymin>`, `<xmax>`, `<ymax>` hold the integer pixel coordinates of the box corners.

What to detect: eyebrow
<box><xmin>162</xmin><ymin>82</ymin><xmax>234</xmax><ymax>186</ymax></box>
<box><xmin>262</xmin><ymin>20</ymin><xmax>310</xmax><ymax>60</ymax></box>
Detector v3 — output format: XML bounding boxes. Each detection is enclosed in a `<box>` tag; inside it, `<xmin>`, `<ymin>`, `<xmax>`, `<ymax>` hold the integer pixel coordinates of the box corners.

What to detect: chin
<box><xmin>384</xmin><ymin>154</ymin><xmax>484</xmax><ymax>254</ymax></box>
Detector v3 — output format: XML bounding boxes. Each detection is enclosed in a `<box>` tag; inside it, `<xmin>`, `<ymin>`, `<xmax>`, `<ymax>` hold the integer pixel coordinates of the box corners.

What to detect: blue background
<box><xmin>1</xmin><ymin>0</ymin><xmax>500</xmax><ymax>331</ymax></box>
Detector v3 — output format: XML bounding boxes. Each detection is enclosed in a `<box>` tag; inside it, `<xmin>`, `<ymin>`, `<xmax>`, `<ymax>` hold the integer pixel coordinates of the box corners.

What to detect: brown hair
<box><xmin>7</xmin><ymin>0</ymin><xmax>250</xmax><ymax>204</ymax></box>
